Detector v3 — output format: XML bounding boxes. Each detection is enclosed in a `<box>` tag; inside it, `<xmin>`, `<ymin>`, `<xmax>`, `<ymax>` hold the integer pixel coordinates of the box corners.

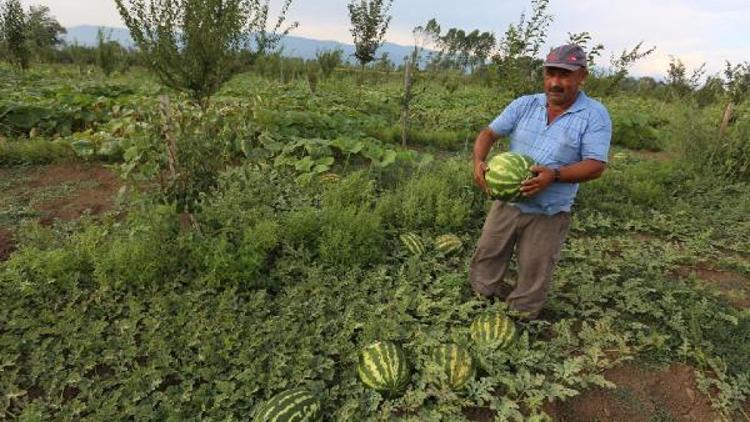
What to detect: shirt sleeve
<box><xmin>488</xmin><ymin>97</ymin><xmax>525</xmax><ymax>136</ymax></box>
<box><xmin>581</xmin><ymin>110</ymin><xmax>612</xmax><ymax>163</ymax></box>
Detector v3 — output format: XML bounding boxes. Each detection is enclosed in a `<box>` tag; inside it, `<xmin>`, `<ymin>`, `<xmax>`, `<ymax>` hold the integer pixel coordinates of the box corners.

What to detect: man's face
<box><xmin>543</xmin><ymin>67</ymin><xmax>588</xmax><ymax>106</ymax></box>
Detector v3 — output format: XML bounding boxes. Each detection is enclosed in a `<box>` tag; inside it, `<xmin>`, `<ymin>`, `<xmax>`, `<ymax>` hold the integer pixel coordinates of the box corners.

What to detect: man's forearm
<box><xmin>472</xmin><ymin>129</ymin><xmax>498</xmax><ymax>164</ymax></box>
<box><xmin>558</xmin><ymin>159</ymin><xmax>606</xmax><ymax>183</ymax></box>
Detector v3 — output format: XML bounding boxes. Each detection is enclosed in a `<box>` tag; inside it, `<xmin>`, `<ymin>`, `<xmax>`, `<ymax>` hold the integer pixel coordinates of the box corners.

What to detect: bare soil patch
<box><xmin>676</xmin><ymin>265</ymin><xmax>750</xmax><ymax>309</ymax></box>
<box><xmin>544</xmin><ymin>363</ymin><xmax>719</xmax><ymax>421</ymax></box>
<box><xmin>463</xmin><ymin>363</ymin><xmax>721</xmax><ymax>421</ymax></box>
<box><xmin>25</xmin><ymin>164</ymin><xmax>121</xmax><ymax>224</ymax></box>
<box><xmin>0</xmin><ymin>164</ymin><xmax>121</xmax><ymax>260</ymax></box>
<box><xmin>0</xmin><ymin>228</ymin><xmax>15</xmax><ymax>261</ymax></box>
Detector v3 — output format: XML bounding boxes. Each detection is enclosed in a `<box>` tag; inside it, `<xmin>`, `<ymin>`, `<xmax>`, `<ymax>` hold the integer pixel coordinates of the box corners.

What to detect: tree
<box><xmin>490</xmin><ymin>0</ymin><xmax>554</xmax><ymax>95</ymax></box>
<box><xmin>347</xmin><ymin>0</ymin><xmax>393</xmax><ymax>69</ymax></box>
<box><xmin>586</xmin><ymin>41</ymin><xmax>655</xmax><ymax>96</ymax></box>
<box><xmin>1</xmin><ymin>0</ymin><xmax>30</xmax><ymax>70</ymax></box>
<box><xmin>567</xmin><ymin>32</ymin><xmax>603</xmax><ymax>69</ymax></box>
<box><xmin>666</xmin><ymin>56</ymin><xmax>705</xmax><ymax>99</ymax></box>
<box><xmin>26</xmin><ymin>5</ymin><xmax>65</xmax><ymax>62</ymax></box>
<box><xmin>411</xmin><ymin>18</ymin><xmax>440</xmax><ymax>69</ymax></box>
<box><xmin>316</xmin><ymin>48</ymin><xmax>343</xmax><ymax>78</ymax></box>
<box><xmin>96</xmin><ymin>28</ymin><xmax>121</xmax><ymax>77</ymax></box>
<box><xmin>724</xmin><ymin>61</ymin><xmax>750</xmax><ymax>105</ymax></box>
<box><xmin>115</xmin><ymin>0</ymin><xmax>298</xmax><ymax>108</ymax></box>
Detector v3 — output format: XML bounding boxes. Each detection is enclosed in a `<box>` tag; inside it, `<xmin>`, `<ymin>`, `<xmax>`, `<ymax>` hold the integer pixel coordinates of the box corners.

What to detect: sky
<box><xmin>19</xmin><ymin>0</ymin><xmax>750</xmax><ymax>79</ymax></box>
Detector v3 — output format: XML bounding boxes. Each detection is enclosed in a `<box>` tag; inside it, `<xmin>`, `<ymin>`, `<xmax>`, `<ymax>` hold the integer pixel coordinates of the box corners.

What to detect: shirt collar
<box><xmin>537</xmin><ymin>90</ymin><xmax>588</xmax><ymax>113</ymax></box>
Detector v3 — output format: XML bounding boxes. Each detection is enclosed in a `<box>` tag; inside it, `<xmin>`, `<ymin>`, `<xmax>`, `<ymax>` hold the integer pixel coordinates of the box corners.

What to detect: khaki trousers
<box><xmin>469</xmin><ymin>201</ymin><xmax>571</xmax><ymax>319</ymax></box>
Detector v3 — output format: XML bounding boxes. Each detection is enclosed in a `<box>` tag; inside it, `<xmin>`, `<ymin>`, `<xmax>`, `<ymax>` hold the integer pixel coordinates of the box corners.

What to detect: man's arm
<box><xmin>472</xmin><ymin>128</ymin><xmax>501</xmax><ymax>192</ymax></box>
<box><xmin>520</xmin><ymin>159</ymin><xmax>607</xmax><ymax>197</ymax></box>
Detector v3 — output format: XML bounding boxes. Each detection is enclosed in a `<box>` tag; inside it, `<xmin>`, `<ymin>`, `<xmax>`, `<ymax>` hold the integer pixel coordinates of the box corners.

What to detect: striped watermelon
<box><xmin>357</xmin><ymin>341</ymin><xmax>411</xmax><ymax>397</ymax></box>
<box><xmin>400</xmin><ymin>232</ymin><xmax>425</xmax><ymax>256</ymax></box>
<box><xmin>470</xmin><ymin>313</ymin><xmax>516</xmax><ymax>349</ymax></box>
<box><xmin>485</xmin><ymin>152</ymin><xmax>536</xmax><ymax>202</ymax></box>
<box><xmin>433</xmin><ymin>344</ymin><xmax>476</xmax><ymax>390</ymax></box>
<box><xmin>253</xmin><ymin>388</ymin><xmax>321</xmax><ymax>422</ymax></box>
<box><xmin>434</xmin><ymin>234</ymin><xmax>463</xmax><ymax>255</ymax></box>
<box><xmin>319</xmin><ymin>173</ymin><xmax>341</xmax><ymax>183</ymax></box>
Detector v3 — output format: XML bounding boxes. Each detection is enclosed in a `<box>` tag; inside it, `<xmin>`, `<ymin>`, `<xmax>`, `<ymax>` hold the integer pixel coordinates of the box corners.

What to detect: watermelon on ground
<box><xmin>433</xmin><ymin>344</ymin><xmax>476</xmax><ymax>390</ymax></box>
<box><xmin>434</xmin><ymin>234</ymin><xmax>463</xmax><ymax>255</ymax></box>
<box><xmin>470</xmin><ymin>313</ymin><xmax>516</xmax><ymax>349</ymax></box>
<box><xmin>253</xmin><ymin>388</ymin><xmax>321</xmax><ymax>422</ymax></box>
<box><xmin>485</xmin><ymin>152</ymin><xmax>536</xmax><ymax>202</ymax></box>
<box><xmin>400</xmin><ymin>232</ymin><xmax>425</xmax><ymax>256</ymax></box>
<box><xmin>357</xmin><ymin>341</ymin><xmax>411</xmax><ymax>397</ymax></box>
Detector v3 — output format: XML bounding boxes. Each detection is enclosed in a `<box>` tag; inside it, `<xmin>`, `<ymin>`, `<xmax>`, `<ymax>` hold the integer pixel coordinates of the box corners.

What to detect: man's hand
<box><xmin>521</xmin><ymin>165</ymin><xmax>556</xmax><ymax>197</ymax></box>
<box><xmin>473</xmin><ymin>160</ymin><xmax>490</xmax><ymax>193</ymax></box>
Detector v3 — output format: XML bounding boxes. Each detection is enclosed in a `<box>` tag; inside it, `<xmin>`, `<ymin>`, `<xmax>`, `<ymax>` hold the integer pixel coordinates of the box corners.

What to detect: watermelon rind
<box><xmin>253</xmin><ymin>388</ymin><xmax>322</xmax><ymax>422</ymax></box>
<box><xmin>433</xmin><ymin>344</ymin><xmax>476</xmax><ymax>390</ymax></box>
<box><xmin>434</xmin><ymin>234</ymin><xmax>463</xmax><ymax>255</ymax></box>
<box><xmin>400</xmin><ymin>232</ymin><xmax>425</xmax><ymax>256</ymax></box>
<box><xmin>470</xmin><ymin>313</ymin><xmax>516</xmax><ymax>349</ymax></box>
<box><xmin>357</xmin><ymin>341</ymin><xmax>411</xmax><ymax>397</ymax></box>
<box><xmin>485</xmin><ymin>152</ymin><xmax>536</xmax><ymax>202</ymax></box>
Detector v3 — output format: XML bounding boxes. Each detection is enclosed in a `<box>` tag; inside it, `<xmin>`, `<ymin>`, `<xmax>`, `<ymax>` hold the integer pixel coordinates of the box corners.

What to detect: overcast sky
<box><xmin>20</xmin><ymin>0</ymin><xmax>750</xmax><ymax>78</ymax></box>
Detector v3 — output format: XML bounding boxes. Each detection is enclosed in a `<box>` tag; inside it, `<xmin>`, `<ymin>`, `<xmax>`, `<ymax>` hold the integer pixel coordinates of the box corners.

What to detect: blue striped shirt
<box><xmin>488</xmin><ymin>91</ymin><xmax>612</xmax><ymax>215</ymax></box>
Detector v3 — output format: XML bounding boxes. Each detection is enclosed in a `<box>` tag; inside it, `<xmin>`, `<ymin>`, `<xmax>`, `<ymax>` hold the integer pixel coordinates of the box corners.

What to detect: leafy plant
<box><xmin>96</xmin><ymin>28</ymin><xmax>121</xmax><ymax>77</ymax></box>
<box><xmin>316</xmin><ymin>48</ymin><xmax>344</xmax><ymax>79</ymax></box>
<box><xmin>114</xmin><ymin>0</ymin><xmax>297</xmax><ymax>107</ymax></box>
<box><xmin>347</xmin><ymin>0</ymin><xmax>393</xmax><ymax>69</ymax></box>
<box><xmin>1</xmin><ymin>0</ymin><xmax>30</xmax><ymax>70</ymax></box>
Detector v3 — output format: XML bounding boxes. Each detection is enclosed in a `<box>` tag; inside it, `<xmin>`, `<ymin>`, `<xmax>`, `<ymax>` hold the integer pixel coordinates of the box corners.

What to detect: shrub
<box><xmin>318</xmin><ymin>204</ymin><xmax>384</xmax><ymax>268</ymax></box>
<box><xmin>0</xmin><ymin>138</ymin><xmax>74</xmax><ymax>165</ymax></box>
<box><xmin>377</xmin><ymin>159</ymin><xmax>483</xmax><ymax>232</ymax></box>
<box><xmin>672</xmin><ymin>103</ymin><xmax>750</xmax><ymax>182</ymax></box>
<box><xmin>577</xmin><ymin>157</ymin><xmax>685</xmax><ymax>218</ymax></box>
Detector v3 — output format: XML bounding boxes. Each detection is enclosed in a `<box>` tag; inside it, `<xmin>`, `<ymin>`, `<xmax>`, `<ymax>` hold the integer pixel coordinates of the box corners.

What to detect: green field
<box><xmin>1</xmin><ymin>62</ymin><xmax>749</xmax><ymax>421</ymax></box>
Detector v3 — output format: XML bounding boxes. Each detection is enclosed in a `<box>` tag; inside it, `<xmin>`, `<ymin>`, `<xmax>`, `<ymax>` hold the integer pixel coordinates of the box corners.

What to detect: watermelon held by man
<box><xmin>484</xmin><ymin>152</ymin><xmax>536</xmax><ymax>202</ymax></box>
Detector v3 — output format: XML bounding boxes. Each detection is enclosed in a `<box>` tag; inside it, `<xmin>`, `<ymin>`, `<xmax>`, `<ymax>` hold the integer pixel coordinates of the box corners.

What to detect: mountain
<box><xmin>63</xmin><ymin>25</ymin><xmax>418</xmax><ymax>66</ymax></box>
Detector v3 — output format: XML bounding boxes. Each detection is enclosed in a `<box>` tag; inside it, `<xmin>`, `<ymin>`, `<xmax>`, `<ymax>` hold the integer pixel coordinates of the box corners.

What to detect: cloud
<box><xmin>19</xmin><ymin>0</ymin><xmax>750</xmax><ymax>78</ymax></box>
<box><xmin>550</xmin><ymin>0</ymin><xmax>750</xmax><ymax>74</ymax></box>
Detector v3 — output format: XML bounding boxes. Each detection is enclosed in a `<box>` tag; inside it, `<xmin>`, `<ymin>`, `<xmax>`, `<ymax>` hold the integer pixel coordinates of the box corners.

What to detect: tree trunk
<box><xmin>401</xmin><ymin>59</ymin><xmax>414</xmax><ymax>148</ymax></box>
<box><xmin>719</xmin><ymin>101</ymin><xmax>734</xmax><ymax>138</ymax></box>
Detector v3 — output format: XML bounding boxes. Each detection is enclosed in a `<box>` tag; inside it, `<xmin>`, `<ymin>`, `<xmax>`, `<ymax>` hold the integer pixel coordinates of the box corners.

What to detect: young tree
<box><xmin>115</xmin><ymin>0</ymin><xmax>298</xmax><ymax>108</ymax></box>
<box><xmin>567</xmin><ymin>32</ymin><xmax>603</xmax><ymax>69</ymax></box>
<box><xmin>26</xmin><ymin>5</ymin><xmax>65</xmax><ymax>62</ymax></box>
<box><xmin>1</xmin><ymin>0</ymin><xmax>30</xmax><ymax>70</ymax></box>
<box><xmin>315</xmin><ymin>48</ymin><xmax>343</xmax><ymax>78</ymax></box>
<box><xmin>491</xmin><ymin>0</ymin><xmax>554</xmax><ymax>95</ymax></box>
<box><xmin>347</xmin><ymin>0</ymin><xmax>393</xmax><ymax>69</ymax></box>
<box><xmin>67</xmin><ymin>41</ymin><xmax>94</xmax><ymax>75</ymax></box>
<box><xmin>587</xmin><ymin>41</ymin><xmax>655</xmax><ymax>96</ymax></box>
<box><xmin>411</xmin><ymin>18</ymin><xmax>440</xmax><ymax>69</ymax></box>
<box><xmin>96</xmin><ymin>28</ymin><xmax>121</xmax><ymax>77</ymax></box>
<box><xmin>666</xmin><ymin>56</ymin><xmax>705</xmax><ymax>99</ymax></box>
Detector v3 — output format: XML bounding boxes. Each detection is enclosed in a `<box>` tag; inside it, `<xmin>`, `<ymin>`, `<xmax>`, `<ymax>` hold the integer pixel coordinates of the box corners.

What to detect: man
<box><xmin>469</xmin><ymin>44</ymin><xmax>612</xmax><ymax>320</ymax></box>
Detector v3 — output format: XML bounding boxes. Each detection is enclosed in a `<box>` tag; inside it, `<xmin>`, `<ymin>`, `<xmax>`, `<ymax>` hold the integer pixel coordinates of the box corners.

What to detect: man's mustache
<box><xmin>548</xmin><ymin>86</ymin><xmax>564</xmax><ymax>93</ymax></box>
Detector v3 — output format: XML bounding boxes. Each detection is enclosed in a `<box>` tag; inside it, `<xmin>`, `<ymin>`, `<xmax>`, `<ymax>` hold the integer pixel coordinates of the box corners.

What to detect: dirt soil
<box><xmin>676</xmin><ymin>265</ymin><xmax>750</xmax><ymax>309</ymax></box>
<box><xmin>0</xmin><ymin>164</ymin><xmax>121</xmax><ymax>261</ymax></box>
<box><xmin>27</xmin><ymin>164</ymin><xmax>121</xmax><ymax>224</ymax></box>
<box><xmin>0</xmin><ymin>228</ymin><xmax>15</xmax><ymax>261</ymax></box>
<box><xmin>544</xmin><ymin>363</ymin><xmax>719</xmax><ymax>422</ymax></box>
<box><xmin>465</xmin><ymin>363</ymin><xmax>723</xmax><ymax>421</ymax></box>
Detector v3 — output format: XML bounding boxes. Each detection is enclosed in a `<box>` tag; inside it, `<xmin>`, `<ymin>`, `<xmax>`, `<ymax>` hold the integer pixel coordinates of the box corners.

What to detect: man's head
<box><xmin>543</xmin><ymin>44</ymin><xmax>588</xmax><ymax>107</ymax></box>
